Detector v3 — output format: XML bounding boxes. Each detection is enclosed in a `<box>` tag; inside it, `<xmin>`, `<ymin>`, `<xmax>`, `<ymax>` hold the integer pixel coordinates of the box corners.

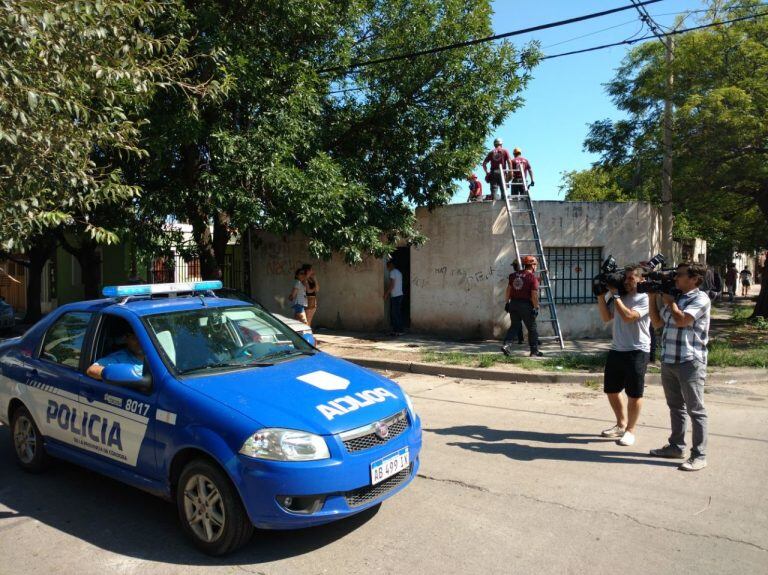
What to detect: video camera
<box><xmin>592</xmin><ymin>256</ymin><xmax>627</xmax><ymax>296</ymax></box>
<box><xmin>592</xmin><ymin>253</ymin><xmax>666</xmax><ymax>297</ymax></box>
<box><xmin>636</xmin><ymin>269</ymin><xmax>682</xmax><ymax>298</ymax></box>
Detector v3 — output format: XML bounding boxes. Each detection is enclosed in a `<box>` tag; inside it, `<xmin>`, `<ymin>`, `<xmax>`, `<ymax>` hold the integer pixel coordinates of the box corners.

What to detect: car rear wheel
<box><xmin>176</xmin><ymin>458</ymin><xmax>254</xmax><ymax>555</ymax></box>
<box><xmin>10</xmin><ymin>405</ymin><xmax>50</xmax><ymax>472</ymax></box>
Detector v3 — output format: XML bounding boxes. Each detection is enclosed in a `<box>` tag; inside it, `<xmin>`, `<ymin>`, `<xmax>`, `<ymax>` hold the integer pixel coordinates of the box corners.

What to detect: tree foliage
<box><xmin>135</xmin><ymin>0</ymin><xmax>538</xmax><ymax>275</ymax></box>
<box><xmin>579</xmin><ymin>1</ymin><xmax>768</xmax><ymax>316</ymax></box>
<box><xmin>0</xmin><ymin>0</ymin><xmax>216</xmax><ymax>250</ymax></box>
<box><xmin>580</xmin><ymin>1</ymin><xmax>768</xmax><ymax>262</ymax></box>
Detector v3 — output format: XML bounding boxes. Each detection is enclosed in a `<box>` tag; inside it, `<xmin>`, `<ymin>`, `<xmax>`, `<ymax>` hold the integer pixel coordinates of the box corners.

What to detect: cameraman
<box><xmin>596</xmin><ymin>266</ymin><xmax>650</xmax><ymax>447</ymax></box>
<box><xmin>648</xmin><ymin>262</ymin><xmax>710</xmax><ymax>472</ymax></box>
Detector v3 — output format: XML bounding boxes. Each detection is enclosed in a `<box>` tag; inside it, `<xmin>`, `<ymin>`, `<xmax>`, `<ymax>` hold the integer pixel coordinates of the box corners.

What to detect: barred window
<box><xmin>544</xmin><ymin>247</ymin><xmax>602</xmax><ymax>304</ymax></box>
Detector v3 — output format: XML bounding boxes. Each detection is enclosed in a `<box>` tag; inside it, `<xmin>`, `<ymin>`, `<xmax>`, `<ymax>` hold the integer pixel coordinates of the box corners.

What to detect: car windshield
<box><xmin>144</xmin><ymin>306</ymin><xmax>315</xmax><ymax>375</ymax></box>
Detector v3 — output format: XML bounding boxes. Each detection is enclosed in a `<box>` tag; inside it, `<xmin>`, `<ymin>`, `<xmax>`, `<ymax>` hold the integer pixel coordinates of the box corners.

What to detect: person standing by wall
<box><xmin>288</xmin><ymin>268</ymin><xmax>308</xmax><ymax>324</ymax></box>
<box><xmin>302</xmin><ymin>264</ymin><xmax>319</xmax><ymax>326</ymax></box>
<box><xmin>725</xmin><ymin>262</ymin><xmax>737</xmax><ymax>302</ymax></box>
<box><xmin>595</xmin><ymin>266</ymin><xmax>651</xmax><ymax>446</ymax></box>
<box><xmin>501</xmin><ymin>255</ymin><xmax>542</xmax><ymax>357</ymax></box>
<box><xmin>383</xmin><ymin>260</ymin><xmax>404</xmax><ymax>336</ymax></box>
<box><xmin>482</xmin><ymin>138</ymin><xmax>512</xmax><ymax>200</ymax></box>
<box><xmin>507</xmin><ymin>259</ymin><xmax>525</xmax><ymax>344</ymax></box>
<box><xmin>648</xmin><ymin>262</ymin><xmax>711</xmax><ymax>471</ymax></box>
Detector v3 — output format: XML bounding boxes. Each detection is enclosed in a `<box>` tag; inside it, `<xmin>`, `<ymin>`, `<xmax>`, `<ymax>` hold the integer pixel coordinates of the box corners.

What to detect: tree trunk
<box><xmin>212</xmin><ymin>211</ymin><xmax>231</xmax><ymax>280</ymax></box>
<box><xmin>58</xmin><ymin>231</ymin><xmax>102</xmax><ymax>300</ymax></box>
<box><xmin>752</xmin><ymin>260</ymin><xmax>768</xmax><ymax>318</ymax></box>
<box><xmin>79</xmin><ymin>247</ymin><xmax>102</xmax><ymax>300</ymax></box>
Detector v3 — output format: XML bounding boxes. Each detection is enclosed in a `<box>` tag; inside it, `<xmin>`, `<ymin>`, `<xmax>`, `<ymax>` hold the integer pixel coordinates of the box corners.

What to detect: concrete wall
<box><xmin>409</xmin><ymin>201</ymin><xmax>664</xmax><ymax>339</ymax></box>
<box><xmin>250</xmin><ymin>233</ymin><xmax>387</xmax><ymax>331</ymax></box>
<box><xmin>249</xmin><ymin>201</ymin><xmax>685</xmax><ymax>340</ymax></box>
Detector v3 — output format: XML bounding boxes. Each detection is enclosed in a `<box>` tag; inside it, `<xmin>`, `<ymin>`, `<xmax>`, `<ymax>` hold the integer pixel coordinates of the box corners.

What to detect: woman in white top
<box><xmin>288</xmin><ymin>268</ymin><xmax>308</xmax><ymax>324</ymax></box>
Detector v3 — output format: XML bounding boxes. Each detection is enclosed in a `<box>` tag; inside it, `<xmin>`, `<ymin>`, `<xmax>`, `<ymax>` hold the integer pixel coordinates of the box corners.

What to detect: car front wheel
<box><xmin>176</xmin><ymin>458</ymin><xmax>254</xmax><ymax>555</ymax></box>
<box><xmin>10</xmin><ymin>405</ymin><xmax>50</xmax><ymax>472</ymax></box>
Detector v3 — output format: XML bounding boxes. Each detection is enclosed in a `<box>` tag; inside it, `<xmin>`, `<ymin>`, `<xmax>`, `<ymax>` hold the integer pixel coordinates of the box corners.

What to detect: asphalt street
<box><xmin>1</xmin><ymin>373</ymin><xmax>766</xmax><ymax>575</ymax></box>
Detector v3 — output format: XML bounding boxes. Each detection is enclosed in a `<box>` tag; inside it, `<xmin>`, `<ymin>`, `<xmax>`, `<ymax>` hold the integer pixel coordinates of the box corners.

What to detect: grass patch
<box><xmin>707</xmin><ymin>341</ymin><xmax>768</xmax><ymax>369</ymax></box>
<box><xmin>582</xmin><ymin>379</ymin><xmax>601</xmax><ymax>391</ymax></box>
<box><xmin>421</xmin><ymin>350</ymin><xmax>607</xmax><ymax>372</ymax></box>
<box><xmin>731</xmin><ymin>306</ymin><xmax>753</xmax><ymax>322</ymax></box>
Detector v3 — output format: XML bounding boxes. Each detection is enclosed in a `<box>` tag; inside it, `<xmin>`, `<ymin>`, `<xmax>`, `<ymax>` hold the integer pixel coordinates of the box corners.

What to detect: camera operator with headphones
<box><xmin>596</xmin><ymin>266</ymin><xmax>651</xmax><ymax>447</ymax></box>
<box><xmin>648</xmin><ymin>262</ymin><xmax>710</xmax><ymax>471</ymax></box>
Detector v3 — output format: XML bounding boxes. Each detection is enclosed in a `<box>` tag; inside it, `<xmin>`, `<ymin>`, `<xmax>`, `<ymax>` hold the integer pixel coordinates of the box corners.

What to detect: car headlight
<box><xmin>239</xmin><ymin>428</ymin><xmax>330</xmax><ymax>461</ymax></box>
<box><xmin>403</xmin><ymin>391</ymin><xmax>417</xmax><ymax>419</ymax></box>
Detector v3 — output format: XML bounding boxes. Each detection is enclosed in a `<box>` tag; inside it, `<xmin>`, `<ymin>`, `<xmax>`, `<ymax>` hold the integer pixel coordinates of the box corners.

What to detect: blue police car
<box><xmin>0</xmin><ymin>281</ymin><xmax>422</xmax><ymax>555</ymax></box>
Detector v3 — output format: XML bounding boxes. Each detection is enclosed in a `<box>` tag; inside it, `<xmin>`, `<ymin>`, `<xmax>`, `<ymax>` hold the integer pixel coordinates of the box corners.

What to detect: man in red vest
<box><xmin>482</xmin><ymin>138</ymin><xmax>512</xmax><ymax>200</ymax></box>
<box><xmin>466</xmin><ymin>173</ymin><xmax>483</xmax><ymax>202</ymax></box>
<box><xmin>502</xmin><ymin>255</ymin><xmax>543</xmax><ymax>357</ymax></box>
<box><xmin>510</xmin><ymin>147</ymin><xmax>535</xmax><ymax>194</ymax></box>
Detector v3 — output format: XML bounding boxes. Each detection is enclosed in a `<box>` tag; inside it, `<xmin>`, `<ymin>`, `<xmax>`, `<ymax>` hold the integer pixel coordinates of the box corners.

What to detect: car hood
<box><xmin>180</xmin><ymin>352</ymin><xmax>407</xmax><ymax>435</ymax></box>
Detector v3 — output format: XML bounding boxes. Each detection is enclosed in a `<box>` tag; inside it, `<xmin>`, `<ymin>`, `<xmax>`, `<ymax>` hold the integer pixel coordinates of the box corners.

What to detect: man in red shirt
<box><xmin>510</xmin><ymin>147</ymin><xmax>534</xmax><ymax>195</ymax></box>
<box><xmin>482</xmin><ymin>138</ymin><xmax>512</xmax><ymax>200</ymax></box>
<box><xmin>502</xmin><ymin>255</ymin><xmax>543</xmax><ymax>357</ymax></box>
<box><xmin>466</xmin><ymin>173</ymin><xmax>483</xmax><ymax>202</ymax></box>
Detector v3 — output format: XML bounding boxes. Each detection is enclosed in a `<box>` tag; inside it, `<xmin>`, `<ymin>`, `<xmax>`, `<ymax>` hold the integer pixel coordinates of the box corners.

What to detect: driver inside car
<box><xmin>86</xmin><ymin>328</ymin><xmax>145</xmax><ymax>381</ymax></box>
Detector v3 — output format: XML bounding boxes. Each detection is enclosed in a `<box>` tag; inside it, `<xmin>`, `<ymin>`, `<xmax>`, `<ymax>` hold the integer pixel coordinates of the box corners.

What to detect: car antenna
<box><xmin>198</xmin><ymin>293</ymin><xmax>207</xmax><ymax>307</ymax></box>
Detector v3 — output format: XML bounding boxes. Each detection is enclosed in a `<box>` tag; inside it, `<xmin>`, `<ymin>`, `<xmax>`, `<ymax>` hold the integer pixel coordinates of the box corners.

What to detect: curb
<box><xmin>340</xmin><ymin>356</ymin><xmax>768</xmax><ymax>386</ymax></box>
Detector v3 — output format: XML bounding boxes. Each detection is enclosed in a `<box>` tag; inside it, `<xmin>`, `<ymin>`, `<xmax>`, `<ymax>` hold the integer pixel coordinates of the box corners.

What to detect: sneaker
<box><xmin>501</xmin><ymin>344</ymin><xmax>512</xmax><ymax>357</ymax></box>
<box><xmin>601</xmin><ymin>425</ymin><xmax>625</xmax><ymax>438</ymax></box>
<box><xmin>530</xmin><ymin>350</ymin><xmax>543</xmax><ymax>357</ymax></box>
<box><xmin>649</xmin><ymin>444</ymin><xmax>686</xmax><ymax>459</ymax></box>
<box><xmin>679</xmin><ymin>456</ymin><xmax>707</xmax><ymax>471</ymax></box>
<box><xmin>617</xmin><ymin>431</ymin><xmax>636</xmax><ymax>446</ymax></box>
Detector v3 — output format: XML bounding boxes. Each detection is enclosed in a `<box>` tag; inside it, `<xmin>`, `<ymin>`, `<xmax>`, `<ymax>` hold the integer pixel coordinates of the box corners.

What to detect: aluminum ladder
<box><xmin>498</xmin><ymin>167</ymin><xmax>565</xmax><ymax>349</ymax></box>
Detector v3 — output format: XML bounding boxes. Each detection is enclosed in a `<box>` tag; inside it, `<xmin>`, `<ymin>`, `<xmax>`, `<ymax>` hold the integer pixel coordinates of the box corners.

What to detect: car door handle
<box><xmin>27</xmin><ymin>369</ymin><xmax>38</xmax><ymax>380</ymax></box>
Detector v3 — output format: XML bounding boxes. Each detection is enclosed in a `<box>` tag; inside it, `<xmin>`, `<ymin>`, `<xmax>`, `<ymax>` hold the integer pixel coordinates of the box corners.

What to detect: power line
<box><xmin>630</xmin><ymin>0</ymin><xmax>670</xmax><ymax>44</ymax></box>
<box><xmin>326</xmin><ymin>8</ymin><xmax>768</xmax><ymax>96</ymax></box>
<box><xmin>540</xmin><ymin>9</ymin><xmax>768</xmax><ymax>60</ymax></box>
<box><xmin>318</xmin><ymin>0</ymin><xmax>664</xmax><ymax>74</ymax></box>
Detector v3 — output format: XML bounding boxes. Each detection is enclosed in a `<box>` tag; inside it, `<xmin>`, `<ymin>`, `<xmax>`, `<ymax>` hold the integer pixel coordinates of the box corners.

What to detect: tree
<box><xmin>581</xmin><ymin>1</ymin><xmax>768</xmax><ymax>316</ymax></box>
<box><xmin>0</xmin><ymin>0</ymin><xmax>217</xmax><ymax>304</ymax></box>
<box><xmin>0</xmin><ymin>0</ymin><xmax>216</xmax><ymax>247</ymax></box>
<box><xmin>559</xmin><ymin>168</ymin><xmax>630</xmax><ymax>201</ymax></box>
<box><xmin>136</xmin><ymin>0</ymin><xmax>538</xmax><ymax>277</ymax></box>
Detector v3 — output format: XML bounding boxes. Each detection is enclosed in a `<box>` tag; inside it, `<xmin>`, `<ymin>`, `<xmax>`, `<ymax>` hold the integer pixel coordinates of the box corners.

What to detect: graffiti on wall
<box><xmin>412</xmin><ymin>264</ymin><xmax>505</xmax><ymax>292</ymax></box>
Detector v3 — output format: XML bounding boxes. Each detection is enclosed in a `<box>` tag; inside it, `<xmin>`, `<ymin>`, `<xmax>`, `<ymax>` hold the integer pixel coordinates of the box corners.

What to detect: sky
<box><xmin>456</xmin><ymin>0</ymin><xmax>704</xmax><ymax>202</ymax></box>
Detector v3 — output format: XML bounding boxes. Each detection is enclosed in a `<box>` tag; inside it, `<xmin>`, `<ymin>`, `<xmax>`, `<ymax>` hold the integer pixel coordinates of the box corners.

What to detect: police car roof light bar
<box><xmin>102</xmin><ymin>280</ymin><xmax>223</xmax><ymax>299</ymax></box>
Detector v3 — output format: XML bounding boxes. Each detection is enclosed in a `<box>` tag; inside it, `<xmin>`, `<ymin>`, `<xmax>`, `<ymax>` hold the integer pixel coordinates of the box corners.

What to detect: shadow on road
<box><xmin>426</xmin><ymin>425</ymin><xmax>679</xmax><ymax>467</ymax></box>
<box><xmin>0</xmin><ymin>427</ymin><xmax>378</xmax><ymax>565</ymax></box>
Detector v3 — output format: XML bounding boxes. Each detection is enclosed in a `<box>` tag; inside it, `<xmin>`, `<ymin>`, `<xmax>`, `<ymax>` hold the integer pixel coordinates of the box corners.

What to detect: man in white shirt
<box><xmin>595</xmin><ymin>266</ymin><xmax>651</xmax><ymax>447</ymax></box>
<box><xmin>383</xmin><ymin>260</ymin><xmax>404</xmax><ymax>336</ymax></box>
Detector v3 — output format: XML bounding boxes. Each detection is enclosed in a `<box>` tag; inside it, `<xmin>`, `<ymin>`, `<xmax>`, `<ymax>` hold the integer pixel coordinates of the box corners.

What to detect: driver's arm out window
<box><xmin>40</xmin><ymin>312</ymin><xmax>92</xmax><ymax>369</ymax></box>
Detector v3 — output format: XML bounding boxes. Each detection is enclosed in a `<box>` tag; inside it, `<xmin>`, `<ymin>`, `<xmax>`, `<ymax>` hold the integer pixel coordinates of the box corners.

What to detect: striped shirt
<box><xmin>660</xmin><ymin>288</ymin><xmax>711</xmax><ymax>364</ymax></box>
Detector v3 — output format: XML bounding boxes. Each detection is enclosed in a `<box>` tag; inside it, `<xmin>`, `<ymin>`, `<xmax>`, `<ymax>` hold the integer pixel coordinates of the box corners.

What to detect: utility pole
<box><xmin>661</xmin><ymin>35</ymin><xmax>674</xmax><ymax>261</ymax></box>
<box><xmin>629</xmin><ymin>2</ymin><xmax>685</xmax><ymax>262</ymax></box>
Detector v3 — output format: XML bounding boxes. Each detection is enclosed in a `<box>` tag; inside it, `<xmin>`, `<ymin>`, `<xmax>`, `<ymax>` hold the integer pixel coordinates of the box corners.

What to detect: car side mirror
<box><xmin>301</xmin><ymin>332</ymin><xmax>316</xmax><ymax>346</ymax></box>
<box><xmin>102</xmin><ymin>363</ymin><xmax>152</xmax><ymax>393</ymax></box>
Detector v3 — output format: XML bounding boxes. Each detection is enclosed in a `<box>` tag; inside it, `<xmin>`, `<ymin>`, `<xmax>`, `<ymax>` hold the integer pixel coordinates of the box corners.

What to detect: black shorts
<box><xmin>603</xmin><ymin>349</ymin><xmax>649</xmax><ymax>398</ymax></box>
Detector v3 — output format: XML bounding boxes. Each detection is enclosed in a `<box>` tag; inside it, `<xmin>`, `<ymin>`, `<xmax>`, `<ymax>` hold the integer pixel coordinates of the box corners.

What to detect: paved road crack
<box><xmin>415</xmin><ymin>474</ymin><xmax>768</xmax><ymax>553</ymax></box>
<box><xmin>416</xmin><ymin>473</ymin><xmax>489</xmax><ymax>493</ymax></box>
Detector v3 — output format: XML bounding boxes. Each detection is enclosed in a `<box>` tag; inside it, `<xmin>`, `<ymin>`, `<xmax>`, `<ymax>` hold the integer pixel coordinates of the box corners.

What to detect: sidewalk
<box><xmin>315</xmin><ymin>291</ymin><xmax>767</xmax><ymax>385</ymax></box>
